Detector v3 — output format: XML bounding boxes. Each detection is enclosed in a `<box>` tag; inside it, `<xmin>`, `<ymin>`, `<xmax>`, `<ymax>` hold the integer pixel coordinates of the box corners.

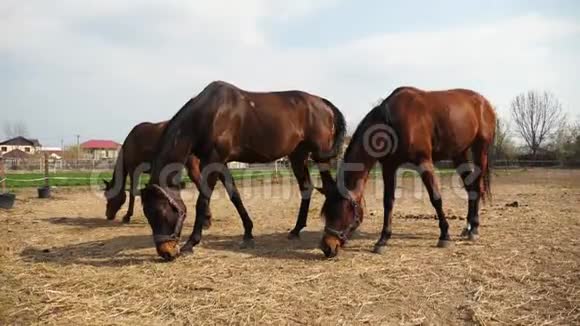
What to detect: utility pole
<box><xmin>76</xmin><ymin>134</ymin><xmax>80</xmax><ymax>169</ymax></box>
<box><xmin>60</xmin><ymin>138</ymin><xmax>64</xmax><ymax>172</ymax></box>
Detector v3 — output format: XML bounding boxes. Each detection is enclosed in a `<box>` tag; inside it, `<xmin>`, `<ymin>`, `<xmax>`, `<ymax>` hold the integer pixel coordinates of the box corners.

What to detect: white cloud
<box><xmin>318</xmin><ymin>13</ymin><xmax>580</xmax><ymax>121</ymax></box>
<box><xmin>0</xmin><ymin>1</ymin><xmax>578</xmax><ymax>144</ymax></box>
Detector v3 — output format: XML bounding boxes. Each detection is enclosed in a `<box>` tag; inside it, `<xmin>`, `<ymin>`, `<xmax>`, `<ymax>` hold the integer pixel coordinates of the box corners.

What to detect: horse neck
<box><xmin>340</xmin><ymin>137</ymin><xmax>377</xmax><ymax>201</ymax></box>
<box><xmin>150</xmin><ymin>117</ymin><xmax>194</xmax><ymax>185</ymax></box>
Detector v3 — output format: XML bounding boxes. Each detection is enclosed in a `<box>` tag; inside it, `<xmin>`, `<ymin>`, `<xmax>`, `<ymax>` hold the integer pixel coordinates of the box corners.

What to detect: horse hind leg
<box><xmin>453</xmin><ymin>152</ymin><xmax>480</xmax><ymax>240</ymax></box>
<box><xmin>310</xmin><ymin>146</ymin><xmax>337</xmax><ymax>196</ymax></box>
<box><xmin>122</xmin><ymin>173</ymin><xmax>136</xmax><ymax>223</ymax></box>
<box><xmin>464</xmin><ymin>141</ymin><xmax>491</xmax><ymax>240</ymax></box>
<box><xmin>288</xmin><ymin>151</ymin><xmax>313</xmax><ymax>239</ymax></box>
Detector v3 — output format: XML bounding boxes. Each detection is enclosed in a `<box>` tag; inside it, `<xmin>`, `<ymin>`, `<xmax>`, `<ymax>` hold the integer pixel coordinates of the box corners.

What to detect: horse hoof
<box><xmin>437</xmin><ymin>239</ymin><xmax>452</xmax><ymax>248</ymax></box>
<box><xmin>287</xmin><ymin>232</ymin><xmax>300</xmax><ymax>240</ymax></box>
<box><xmin>122</xmin><ymin>216</ymin><xmax>131</xmax><ymax>224</ymax></box>
<box><xmin>460</xmin><ymin>228</ymin><xmax>469</xmax><ymax>237</ymax></box>
<box><xmin>372</xmin><ymin>245</ymin><xmax>387</xmax><ymax>254</ymax></box>
<box><xmin>180</xmin><ymin>243</ymin><xmax>194</xmax><ymax>255</ymax></box>
<box><xmin>468</xmin><ymin>233</ymin><xmax>479</xmax><ymax>241</ymax></box>
<box><xmin>240</xmin><ymin>239</ymin><xmax>255</xmax><ymax>249</ymax></box>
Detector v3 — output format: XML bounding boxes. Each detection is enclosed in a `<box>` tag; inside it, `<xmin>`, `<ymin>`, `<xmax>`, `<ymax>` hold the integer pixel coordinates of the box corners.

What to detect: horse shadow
<box><xmin>19</xmin><ymin>227</ymin><xmax>437</xmax><ymax>268</ymax></box>
<box><xmin>47</xmin><ymin>216</ymin><xmax>146</xmax><ymax>228</ymax></box>
<box><xmin>200</xmin><ymin>230</ymin><xmax>327</xmax><ymax>260</ymax></box>
<box><xmin>20</xmin><ymin>235</ymin><xmax>155</xmax><ymax>267</ymax></box>
<box><xmin>19</xmin><ymin>231</ymin><xmax>334</xmax><ymax>267</ymax></box>
<box><xmin>200</xmin><ymin>229</ymin><xmax>433</xmax><ymax>257</ymax></box>
<box><xmin>197</xmin><ymin>228</ymin><xmax>441</xmax><ymax>259</ymax></box>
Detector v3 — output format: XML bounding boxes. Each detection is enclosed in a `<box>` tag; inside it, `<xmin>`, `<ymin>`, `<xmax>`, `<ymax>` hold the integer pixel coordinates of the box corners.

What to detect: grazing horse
<box><xmin>319</xmin><ymin>87</ymin><xmax>496</xmax><ymax>258</ymax></box>
<box><xmin>103</xmin><ymin>121</ymin><xmax>212</xmax><ymax>227</ymax></box>
<box><xmin>141</xmin><ymin>81</ymin><xmax>346</xmax><ymax>261</ymax></box>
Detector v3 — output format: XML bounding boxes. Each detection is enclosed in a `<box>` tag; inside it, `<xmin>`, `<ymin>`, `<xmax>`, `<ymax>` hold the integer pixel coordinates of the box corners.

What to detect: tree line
<box><xmin>494</xmin><ymin>90</ymin><xmax>579</xmax><ymax>165</ymax></box>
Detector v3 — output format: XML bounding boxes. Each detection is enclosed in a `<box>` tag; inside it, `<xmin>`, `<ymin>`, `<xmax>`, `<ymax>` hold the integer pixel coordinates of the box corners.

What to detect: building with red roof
<box><xmin>80</xmin><ymin>139</ymin><xmax>121</xmax><ymax>160</ymax></box>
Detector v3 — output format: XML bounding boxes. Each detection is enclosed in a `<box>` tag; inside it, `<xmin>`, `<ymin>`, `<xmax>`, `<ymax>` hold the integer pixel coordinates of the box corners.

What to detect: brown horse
<box><xmin>103</xmin><ymin>121</ymin><xmax>212</xmax><ymax>227</ymax></box>
<box><xmin>319</xmin><ymin>87</ymin><xmax>496</xmax><ymax>257</ymax></box>
<box><xmin>141</xmin><ymin>81</ymin><xmax>346</xmax><ymax>261</ymax></box>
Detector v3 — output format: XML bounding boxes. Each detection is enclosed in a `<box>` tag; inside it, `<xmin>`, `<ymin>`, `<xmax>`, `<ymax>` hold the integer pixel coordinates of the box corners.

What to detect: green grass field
<box><xmin>2</xmin><ymin>167</ymin><xmax>460</xmax><ymax>189</ymax></box>
<box><xmin>2</xmin><ymin>170</ymin><xmax>295</xmax><ymax>189</ymax></box>
<box><xmin>3</xmin><ymin>170</ymin><xmax>304</xmax><ymax>189</ymax></box>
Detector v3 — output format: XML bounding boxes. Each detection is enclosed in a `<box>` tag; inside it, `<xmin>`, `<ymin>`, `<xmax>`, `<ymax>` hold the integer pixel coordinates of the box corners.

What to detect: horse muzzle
<box><xmin>156</xmin><ymin>240</ymin><xmax>180</xmax><ymax>261</ymax></box>
<box><xmin>320</xmin><ymin>235</ymin><xmax>341</xmax><ymax>258</ymax></box>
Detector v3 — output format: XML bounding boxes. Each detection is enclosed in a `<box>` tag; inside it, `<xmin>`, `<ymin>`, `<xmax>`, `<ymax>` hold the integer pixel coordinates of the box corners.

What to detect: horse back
<box><xmin>204</xmin><ymin>83</ymin><xmax>336</xmax><ymax>162</ymax></box>
<box><xmin>386</xmin><ymin>88</ymin><xmax>495</xmax><ymax>161</ymax></box>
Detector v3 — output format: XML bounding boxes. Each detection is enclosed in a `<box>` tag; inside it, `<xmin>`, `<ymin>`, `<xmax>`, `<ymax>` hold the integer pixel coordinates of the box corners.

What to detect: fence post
<box><xmin>0</xmin><ymin>156</ymin><xmax>5</xmax><ymax>193</ymax></box>
<box><xmin>44</xmin><ymin>152</ymin><xmax>49</xmax><ymax>188</ymax></box>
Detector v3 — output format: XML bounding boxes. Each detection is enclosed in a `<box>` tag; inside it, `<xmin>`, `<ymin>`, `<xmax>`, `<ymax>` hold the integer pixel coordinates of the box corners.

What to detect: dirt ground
<box><xmin>1</xmin><ymin>169</ymin><xmax>579</xmax><ymax>325</ymax></box>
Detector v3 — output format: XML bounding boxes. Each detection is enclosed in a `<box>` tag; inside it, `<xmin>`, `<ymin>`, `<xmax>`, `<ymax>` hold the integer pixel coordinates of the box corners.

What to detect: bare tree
<box><xmin>3</xmin><ymin>121</ymin><xmax>29</xmax><ymax>138</ymax></box>
<box><xmin>552</xmin><ymin>120</ymin><xmax>580</xmax><ymax>160</ymax></box>
<box><xmin>510</xmin><ymin>90</ymin><xmax>566</xmax><ymax>158</ymax></box>
<box><xmin>493</xmin><ymin>115</ymin><xmax>511</xmax><ymax>159</ymax></box>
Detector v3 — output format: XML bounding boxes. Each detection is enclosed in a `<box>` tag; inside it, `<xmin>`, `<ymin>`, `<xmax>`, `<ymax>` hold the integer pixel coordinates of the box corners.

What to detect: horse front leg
<box><xmin>219</xmin><ymin>166</ymin><xmax>254</xmax><ymax>248</ymax></box>
<box><xmin>418</xmin><ymin>160</ymin><xmax>452</xmax><ymax>248</ymax></box>
<box><xmin>181</xmin><ymin>171</ymin><xmax>218</xmax><ymax>254</ymax></box>
<box><xmin>186</xmin><ymin>155</ymin><xmax>212</xmax><ymax>229</ymax></box>
<box><xmin>373</xmin><ymin>164</ymin><xmax>397</xmax><ymax>254</ymax></box>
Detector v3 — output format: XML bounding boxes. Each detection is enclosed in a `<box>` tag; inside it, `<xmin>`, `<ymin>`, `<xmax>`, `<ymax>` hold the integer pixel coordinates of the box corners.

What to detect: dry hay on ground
<box><xmin>1</xmin><ymin>169</ymin><xmax>579</xmax><ymax>325</ymax></box>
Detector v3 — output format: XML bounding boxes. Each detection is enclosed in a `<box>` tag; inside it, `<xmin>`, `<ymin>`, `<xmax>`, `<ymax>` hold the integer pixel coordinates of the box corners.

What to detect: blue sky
<box><xmin>1</xmin><ymin>0</ymin><xmax>579</xmax><ymax>146</ymax></box>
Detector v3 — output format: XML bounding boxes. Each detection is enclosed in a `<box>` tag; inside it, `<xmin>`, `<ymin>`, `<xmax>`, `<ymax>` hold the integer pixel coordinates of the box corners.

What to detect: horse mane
<box><xmin>335</xmin><ymin>86</ymin><xmax>411</xmax><ymax>189</ymax></box>
<box><xmin>149</xmin><ymin>97</ymin><xmax>198</xmax><ymax>184</ymax></box>
<box><xmin>149</xmin><ymin>81</ymin><xmax>230</xmax><ymax>184</ymax></box>
<box><xmin>344</xmin><ymin>87</ymin><xmax>411</xmax><ymax>158</ymax></box>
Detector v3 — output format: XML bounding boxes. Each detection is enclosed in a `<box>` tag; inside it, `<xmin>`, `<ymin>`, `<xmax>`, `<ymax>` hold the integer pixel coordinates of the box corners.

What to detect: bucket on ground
<box><xmin>0</xmin><ymin>193</ymin><xmax>15</xmax><ymax>209</ymax></box>
<box><xmin>38</xmin><ymin>186</ymin><xmax>51</xmax><ymax>199</ymax></box>
<box><xmin>38</xmin><ymin>153</ymin><xmax>52</xmax><ymax>199</ymax></box>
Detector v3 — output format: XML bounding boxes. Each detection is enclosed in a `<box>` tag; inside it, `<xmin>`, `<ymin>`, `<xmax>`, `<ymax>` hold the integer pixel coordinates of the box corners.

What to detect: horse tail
<box><xmin>483</xmin><ymin>128</ymin><xmax>495</xmax><ymax>204</ymax></box>
<box><xmin>481</xmin><ymin>100</ymin><xmax>496</xmax><ymax>205</ymax></box>
<box><xmin>482</xmin><ymin>148</ymin><xmax>492</xmax><ymax>204</ymax></box>
<box><xmin>321</xmin><ymin>98</ymin><xmax>347</xmax><ymax>158</ymax></box>
<box><xmin>105</xmin><ymin>143</ymin><xmax>127</xmax><ymax>198</ymax></box>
